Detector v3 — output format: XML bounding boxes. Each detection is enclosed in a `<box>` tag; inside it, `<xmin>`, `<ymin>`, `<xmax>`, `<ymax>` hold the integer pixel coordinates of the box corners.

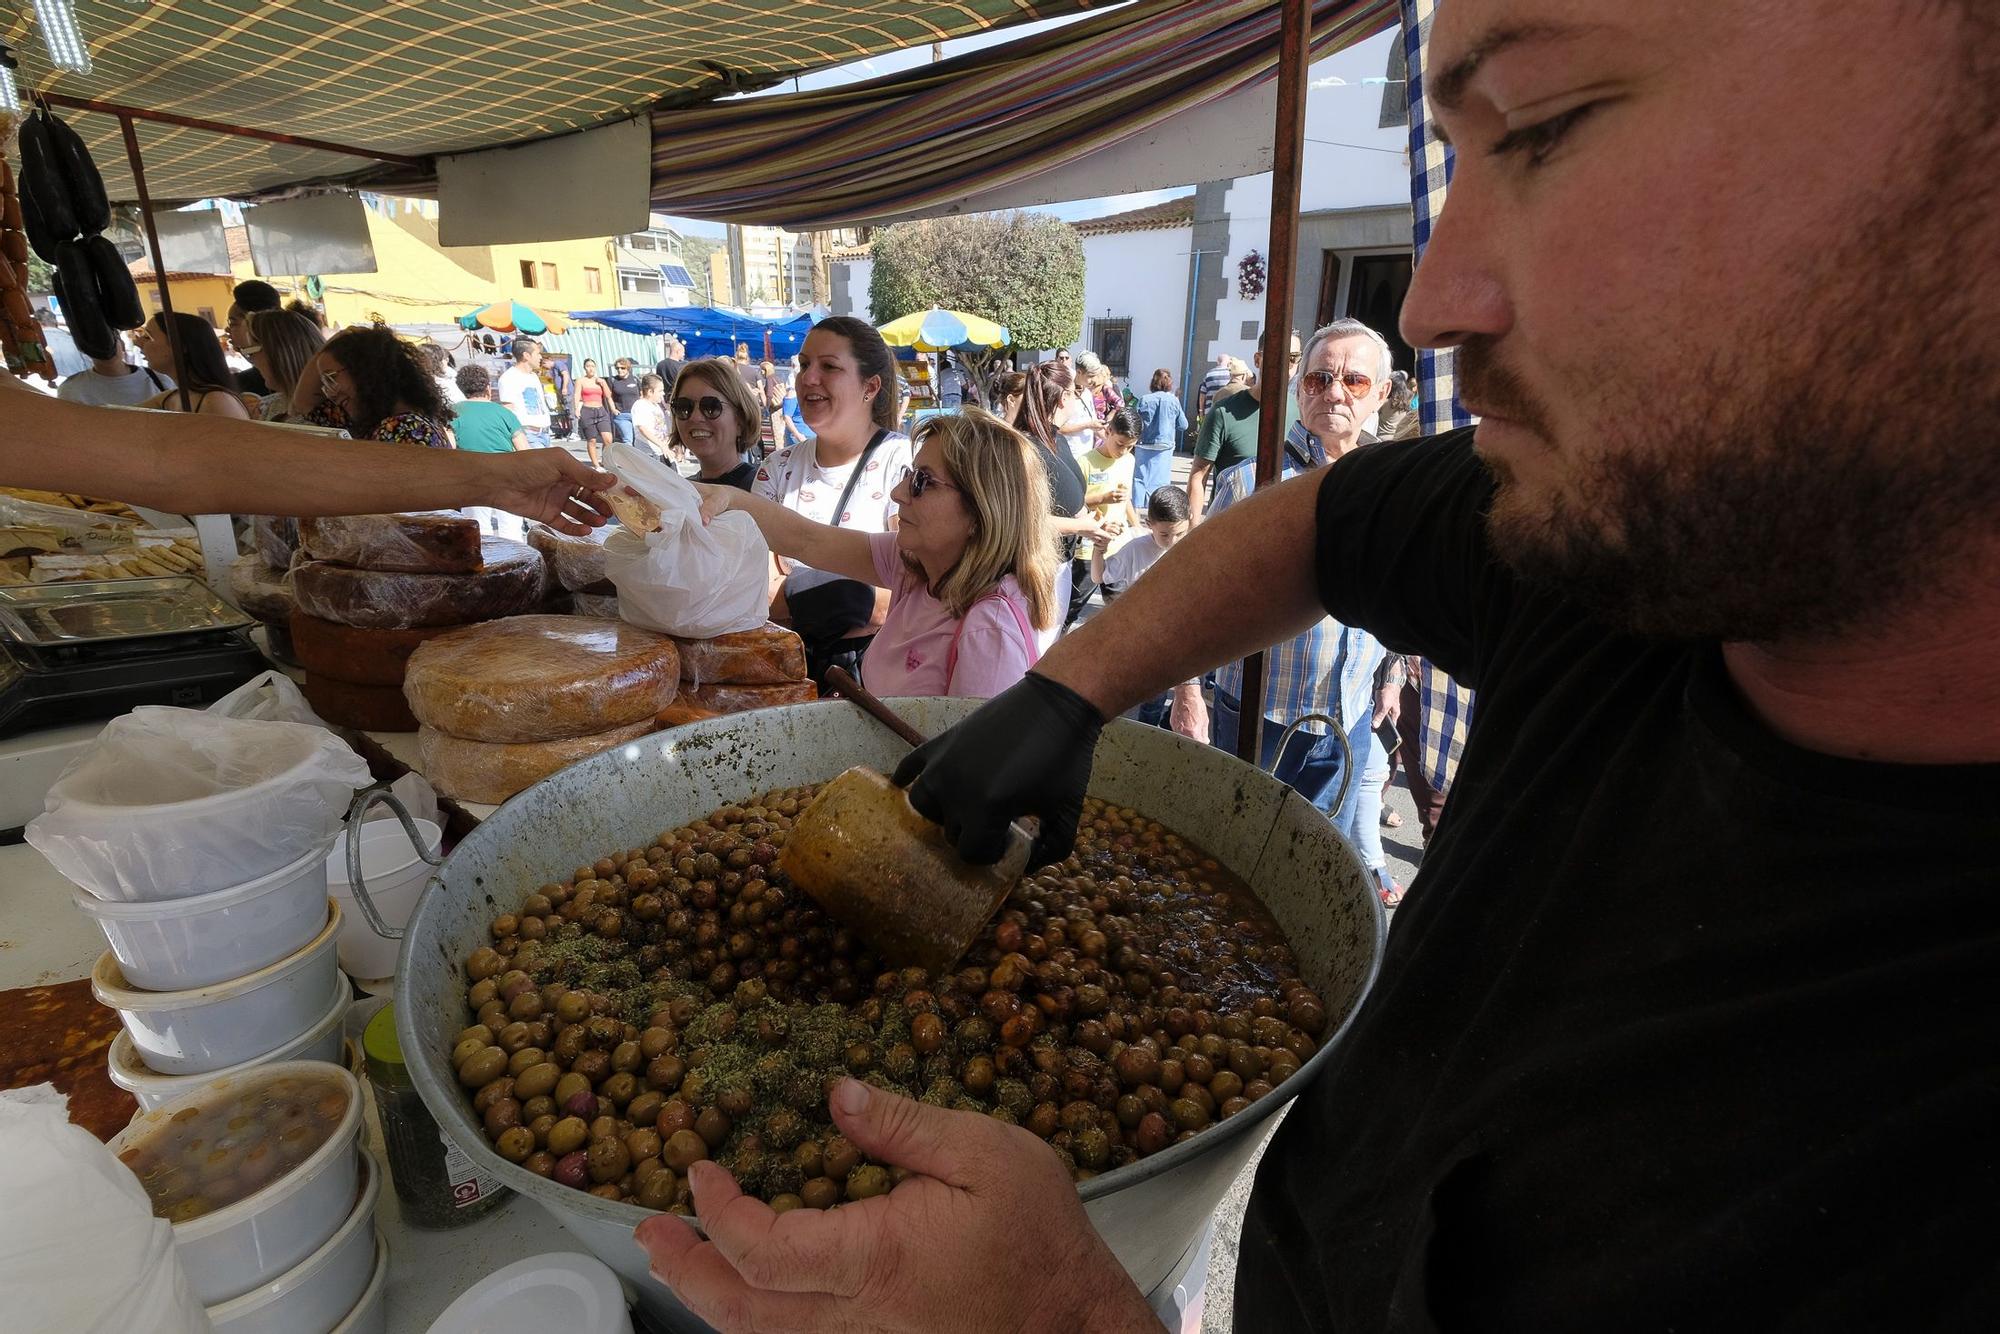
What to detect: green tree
<box><xmin>25</xmin><ymin>253</ymin><xmax>54</xmax><ymax>295</ymax></box>
<box><xmin>868</xmin><ymin>212</ymin><xmax>1084</xmax><ymax>358</ymax></box>
<box><xmin>681</xmin><ymin>235</ymin><xmax>720</xmax><ymax>305</ymax></box>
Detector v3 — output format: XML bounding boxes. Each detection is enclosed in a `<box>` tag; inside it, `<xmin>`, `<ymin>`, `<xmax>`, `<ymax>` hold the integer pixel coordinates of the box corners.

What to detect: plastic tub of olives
<box><xmin>391</xmin><ymin>699</ymin><xmax>1385</xmax><ymax>1332</ymax></box>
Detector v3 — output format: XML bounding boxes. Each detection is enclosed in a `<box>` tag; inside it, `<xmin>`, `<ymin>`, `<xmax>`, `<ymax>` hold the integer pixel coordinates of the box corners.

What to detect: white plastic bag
<box><xmin>25</xmin><ymin>703</ymin><xmax>373</xmax><ymax>902</ymax></box>
<box><xmin>0</xmin><ymin>1086</ymin><xmax>209</xmax><ymax>1334</ymax></box>
<box><xmin>602</xmin><ymin>442</ymin><xmax>771</xmax><ymax>639</ymax></box>
<box><xmin>207</xmin><ymin>668</ymin><xmax>329</xmax><ymax>727</ymax></box>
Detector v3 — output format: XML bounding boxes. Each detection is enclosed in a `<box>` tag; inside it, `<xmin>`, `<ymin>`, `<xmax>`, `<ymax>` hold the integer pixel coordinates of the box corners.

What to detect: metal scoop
<box><xmin>780</xmin><ymin>669</ymin><xmax>1033</xmax><ymax>975</ymax></box>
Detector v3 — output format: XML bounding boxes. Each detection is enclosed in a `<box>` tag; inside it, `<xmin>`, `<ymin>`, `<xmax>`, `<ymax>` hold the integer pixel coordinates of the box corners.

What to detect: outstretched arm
<box><xmin>699</xmin><ymin>484</ymin><xmax>880</xmax><ymax>586</ymax></box>
<box><xmin>1</xmin><ymin>378</ymin><xmax>615</xmax><ymax>533</ymax></box>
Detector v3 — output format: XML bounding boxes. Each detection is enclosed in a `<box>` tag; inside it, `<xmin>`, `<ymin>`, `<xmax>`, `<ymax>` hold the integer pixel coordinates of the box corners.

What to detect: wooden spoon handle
<box><xmin>822</xmin><ymin>666</ymin><xmax>929</xmax><ymax>749</ymax></box>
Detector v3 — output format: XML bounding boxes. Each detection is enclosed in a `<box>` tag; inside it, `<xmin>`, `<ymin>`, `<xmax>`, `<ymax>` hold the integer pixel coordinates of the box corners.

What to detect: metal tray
<box><xmin>0</xmin><ymin>577</ymin><xmax>252</xmax><ymax>647</ymax></box>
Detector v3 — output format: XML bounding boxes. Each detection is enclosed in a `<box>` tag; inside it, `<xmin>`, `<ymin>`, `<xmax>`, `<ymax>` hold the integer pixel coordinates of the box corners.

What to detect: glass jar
<box><xmin>364</xmin><ymin>1003</ymin><xmax>506</xmax><ymax>1228</ymax></box>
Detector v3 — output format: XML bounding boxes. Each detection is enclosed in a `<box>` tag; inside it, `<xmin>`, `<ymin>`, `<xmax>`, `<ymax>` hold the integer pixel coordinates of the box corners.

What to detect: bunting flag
<box><xmin>1401</xmin><ymin>0</ymin><xmax>1475</xmax><ymax>797</ymax></box>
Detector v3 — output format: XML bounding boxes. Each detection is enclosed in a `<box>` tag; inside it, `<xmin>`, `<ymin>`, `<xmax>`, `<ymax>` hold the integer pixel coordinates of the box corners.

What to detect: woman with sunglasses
<box><xmin>630</xmin><ymin>374</ymin><xmax>675</xmax><ymax>460</ymax></box>
<box><xmin>291</xmin><ymin>325</ymin><xmax>453</xmax><ymax>447</ymax></box>
<box><xmin>133</xmin><ymin>314</ymin><xmax>251</xmax><ymax>419</ymax></box>
<box><xmin>701</xmin><ymin>411</ymin><xmax>1057</xmax><ymax>698</ymax></box>
<box><xmin>669</xmin><ymin>358</ymin><xmax>763</xmax><ymax>490</ymax></box>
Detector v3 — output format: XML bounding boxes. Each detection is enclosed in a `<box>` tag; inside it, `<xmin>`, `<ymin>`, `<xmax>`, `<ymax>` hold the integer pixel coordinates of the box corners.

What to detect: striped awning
<box><xmin>2</xmin><ymin>0</ymin><xmax>1097</xmax><ymax>204</ymax></box>
<box><xmin>645</xmin><ymin>0</ymin><xmax>1399</xmax><ymax>225</ymax></box>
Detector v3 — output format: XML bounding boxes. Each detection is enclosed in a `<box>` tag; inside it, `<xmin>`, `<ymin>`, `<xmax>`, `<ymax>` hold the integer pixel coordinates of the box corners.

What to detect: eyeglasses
<box><xmin>318</xmin><ymin>368</ymin><xmax>342</xmax><ymax>397</ymax></box>
<box><xmin>671</xmin><ymin>396</ymin><xmax>726</xmax><ymax>420</ymax></box>
<box><xmin>1300</xmin><ymin>369</ymin><xmax>1376</xmax><ymax>397</ymax></box>
<box><xmin>907</xmin><ymin>466</ymin><xmax>959</xmax><ymax>498</ymax></box>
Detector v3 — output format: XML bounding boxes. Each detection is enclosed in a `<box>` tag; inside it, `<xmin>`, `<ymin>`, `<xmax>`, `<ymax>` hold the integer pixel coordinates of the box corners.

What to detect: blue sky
<box><xmin>659</xmin><ymin>7</ymin><xmax>1191</xmax><ymax>239</ymax></box>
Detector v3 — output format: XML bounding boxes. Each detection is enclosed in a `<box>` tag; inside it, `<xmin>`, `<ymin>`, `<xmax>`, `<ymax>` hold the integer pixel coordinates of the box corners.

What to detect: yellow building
<box><xmin>209</xmin><ymin>198</ymin><xmax>624</xmax><ymax>330</ymax></box>
<box><xmin>128</xmin><ymin>269</ymin><xmax>237</xmax><ymax>329</ymax></box>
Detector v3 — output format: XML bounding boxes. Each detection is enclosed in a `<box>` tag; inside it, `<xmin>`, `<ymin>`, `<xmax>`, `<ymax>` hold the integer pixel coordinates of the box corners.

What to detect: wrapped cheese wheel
<box><xmin>418</xmin><ymin>718</ymin><xmax>659</xmax><ymax>805</ymax></box>
<box><xmin>655</xmin><ymin>699</ymin><xmax>721</xmax><ymax>729</ymax></box>
<box><xmin>252</xmin><ymin>516</ymin><xmax>298</xmax><ymax>571</ymax></box>
<box><xmin>225</xmin><ymin>552</ymin><xmax>296</xmax><ymax>624</ymax></box>
<box><xmin>403</xmin><ymin>614</ymin><xmax>681</xmax><ymax>743</ymax></box>
<box><xmin>526</xmin><ymin>522</ymin><xmax>615</xmax><ymax>594</ymax></box>
<box><xmin>302</xmin><ymin>674</ymin><xmax>420</xmax><ymax>732</ymax></box>
<box><xmin>687</xmin><ymin>679</ymin><xmax>818</xmax><ymax>713</ymax></box>
<box><xmin>571</xmin><ymin>592</ymin><xmax>620</xmax><ymax>619</ymax></box>
<box><xmin>289</xmin><ymin>612</ymin><xmax>458</xmax><ymax>688</ymax></box>
<box><xmin>672</xmin><ymin>622</ymin><xmax>808</xmax><ymax>687</ymax></box>
<box><xmin>292</xmin><ymin>536</ymin><xmax>543</xmax><ymax>629</ymax></box>
<box><xmin>298</xmin><ymin>511</ymin><xmax>484</xmax><ymax>574</ymax></box>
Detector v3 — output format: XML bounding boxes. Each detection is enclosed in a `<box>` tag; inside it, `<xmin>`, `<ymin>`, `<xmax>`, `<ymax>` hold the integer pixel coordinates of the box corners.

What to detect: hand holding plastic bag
<box><xmin>601</xmin><ymin>442</ymin><xmax>771</xmax><ymax>639</ymax></box>
<box><xmin>25</xmin><ymin>698</ymin><xmax>373</xmax><ymax>902</ymax></box>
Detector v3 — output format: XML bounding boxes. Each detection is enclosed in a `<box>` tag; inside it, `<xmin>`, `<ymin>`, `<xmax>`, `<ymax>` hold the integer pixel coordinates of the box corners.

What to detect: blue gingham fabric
<box><xmin>1402</xmin><ymin>0</ymin><xmax>1475</xmax><ymax>794</ymax></box>
<box><xmin>1212</xmin><ymin>422</ymin><xmax>1387</xmax><ymax>738</ymax></box>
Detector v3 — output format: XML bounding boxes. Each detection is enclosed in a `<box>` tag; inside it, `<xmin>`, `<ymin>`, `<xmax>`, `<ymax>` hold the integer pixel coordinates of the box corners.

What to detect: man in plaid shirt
<box><xmin>1209</xmin><ymin>320</ymin><xmax>1395</xmax><ymax>845</ymax></box>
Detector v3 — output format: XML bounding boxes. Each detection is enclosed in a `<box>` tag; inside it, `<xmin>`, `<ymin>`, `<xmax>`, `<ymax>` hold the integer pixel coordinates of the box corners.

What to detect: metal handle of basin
<box><xmin>1270</xmin><ymin>712</ymin><xmax>1355</xmax><ymax>817</ymax></box>
<box><xmin>342</xmin><ymin>785</ymin><xmax>445</xmax><ymax>941</ymax></box>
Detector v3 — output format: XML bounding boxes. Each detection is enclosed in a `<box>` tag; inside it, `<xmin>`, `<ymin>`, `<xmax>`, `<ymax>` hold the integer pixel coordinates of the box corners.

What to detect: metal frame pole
<box><xmin>117</xmin><ymin>112</ymin><xmax>191</xmax><ymax>413</ymax></box>
<box><xmin>1235</xmin><ymin>0</ymin><xmax>1313</xmax><ymax>763</ymax></box>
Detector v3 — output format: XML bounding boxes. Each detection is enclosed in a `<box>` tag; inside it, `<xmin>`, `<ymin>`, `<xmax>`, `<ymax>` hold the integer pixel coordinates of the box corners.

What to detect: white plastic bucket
<box><xmin>73</xmin><ymin>840</ymin><xmax>335</xmax><ymax>990</ymax></box>
<box><xmin>205</xmin><ymin>1149</ymin><xmax>381</xmax><ymax>1333</ymax></box>
<box><xmin>108</xmin><ymin>971</ymin><xmax>350</xmax><ymax>1112</ymax></box>
<box><xmin>108</xmin><ymin>1061</ymin><xmax>363</xmax><ymax>1306</ymax></box>
<box><xmin>94</xmin><ymin>904</ymin><xmax>344</xmax><ymax>1075</ymax></box>
<box><xmin>329</xmin><ymin>1233</ymin><xmax>388</xmax><ymax>1334</ymax></box>
<box><xmin>326</xmin><ymin>818</ymin><xmax>441</xmax><ymax>980</ymax></box>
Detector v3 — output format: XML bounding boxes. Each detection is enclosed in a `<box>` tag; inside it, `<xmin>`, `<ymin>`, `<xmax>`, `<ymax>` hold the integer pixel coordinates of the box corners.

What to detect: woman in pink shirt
<box><xmin>698</xmin><ymin>412</ymin><xmax>1058</xmax><ymax>698</ymax></box>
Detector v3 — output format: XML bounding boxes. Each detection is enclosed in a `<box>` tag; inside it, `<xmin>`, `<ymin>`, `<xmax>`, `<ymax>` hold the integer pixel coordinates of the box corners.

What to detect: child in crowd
<box><xmin>1092</xmin><ymin>485</ymin><xmax>1205</xmax><ymax>738</ymax></box>
<box><xmin>1081</xmin><ymin>407</ymin><xmax>1142</xmax><ymax>559</ymax></box>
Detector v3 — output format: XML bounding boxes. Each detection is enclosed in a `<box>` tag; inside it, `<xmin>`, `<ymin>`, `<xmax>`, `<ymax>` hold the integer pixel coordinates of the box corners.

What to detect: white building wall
<box><xmin>1079</xmin><ymin>226</ymin><xmax>1192</xmax><ymax>391</ymax></box>
<box><xmin>829</xmin><ymin>258</ymin><xmax>875</xmax><ymax>322</ymax></box>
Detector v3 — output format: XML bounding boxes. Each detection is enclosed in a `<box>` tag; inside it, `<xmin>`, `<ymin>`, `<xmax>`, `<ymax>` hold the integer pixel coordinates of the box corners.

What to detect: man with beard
<box><xmin>635</xmin><ymin>2</ymin><xmax>2000</xmax><ymax>1331</ymax></box>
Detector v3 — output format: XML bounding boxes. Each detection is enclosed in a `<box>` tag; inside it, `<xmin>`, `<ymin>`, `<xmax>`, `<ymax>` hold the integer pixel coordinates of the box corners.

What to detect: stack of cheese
<box><xmin>656</xmin><ymin>622</ymin><xmax>817</xmax><ymax>728</ymax></box>
<box><xmin>403</xmin><ymin>615</ymin><xmax>681</xmax><ymax>804</ymax></box>
<box><xmin>286</xmin><ymin>513</ymin><xmax>546</xmax><ymax>732</ymax></box>
<box><xmin>224</xmin><ymin>518</ymin><xmax>300</xmax><ymax>660</ymax></box>
<box><xmin>527</xmin><ymin>522</ymin><xmax>618</xmax><ymax>619</ymax></box>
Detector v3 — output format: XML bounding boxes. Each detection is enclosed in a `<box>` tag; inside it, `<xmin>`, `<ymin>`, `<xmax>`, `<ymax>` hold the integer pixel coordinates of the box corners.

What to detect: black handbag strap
<box><xmin>825</xmin><ymin>428</ymin><xmax>890</xmax><ymax>529</ymax></box>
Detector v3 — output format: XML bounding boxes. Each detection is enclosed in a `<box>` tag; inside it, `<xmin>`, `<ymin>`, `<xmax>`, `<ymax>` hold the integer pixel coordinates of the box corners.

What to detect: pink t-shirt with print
<box><xmin>859</xmin><ymin>532</ymin><xmax>1038</xmax><ymax>699</ymax></box>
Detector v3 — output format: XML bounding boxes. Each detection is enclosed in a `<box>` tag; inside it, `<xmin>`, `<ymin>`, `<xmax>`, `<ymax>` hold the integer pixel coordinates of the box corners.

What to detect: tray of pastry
<box><xmin>0</xmin><ymin>576</ymin><xmax>252</xmax><ymax>648</ymax></box>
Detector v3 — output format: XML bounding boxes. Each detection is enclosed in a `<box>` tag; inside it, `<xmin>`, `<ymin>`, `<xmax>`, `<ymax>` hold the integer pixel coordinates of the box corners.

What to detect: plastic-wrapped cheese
<box><xmin>298</xmin><ymin>512</ymin><xmax>483</xmax><ymax>574</ymax></box>
<box><xmin>225</xmin><ymin>552</ymin><xmax>296</xmax><ymax>625</ymax></box>
<box><xmin>402</xmin><ymin>614</ymin><xmax>680</xmax><ymax>743</ymax></box>
<box><xmin>252</xmin><ymin>516</ymin><xmax>297</xmax><ymax>571</ymax></box>
<box><xmin>686</xmin><ymin>679</ymin><xmax>818</xmax><ymax>713</ymax></box>
<box><xmin>289</xmin><ymin>612</ymin><xmax>457</xmax><ymax>688</ymax></box>
<box><xmin>302</xmin><ymin>673</ymin><xmax>420</xmax><ymax>732</ymax></box>
<box><xmin>672</xmin><ymin>622</ymin><xmax>808</xmax><ymax>687</ymax></box>
<box><xmin>656</xmin><ymin>699</ymin><xmax>721</xmax><ymax>729</ymax></box>
<box><xmin>417</xmin><ymin>719</ymin><xmax>659</xmax><ymax>805</ymax></box>
<box><xmin>526</xmin><ymin>522</ymin><xmax>615</xmax><ymax>594</ymax></box>
<box><xmin>292</xmin><ymin>536</ymin><xmax>543</xmax><ymax>629</ymax></box>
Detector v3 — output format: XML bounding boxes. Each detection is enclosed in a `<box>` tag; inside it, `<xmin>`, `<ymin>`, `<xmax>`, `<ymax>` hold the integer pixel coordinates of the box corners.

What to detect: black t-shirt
<box><xmin>700</xmin><ymin>460</ymin><xmax>757</xmax><ymax>492</ymax></box>
<box><xmin>235</xmin><ymin>365</ymin><xmax>270</xmax><ymax>396</ymax></box>
<box><xmin>607</xmin><ymin>374</ymin><xmax>644</xmax><ymax>413</ymax></box>
<box><xmin>1029</xmin><ymin>438</ymin><xmax>1086</xmax><ymax>561</ymax></box>
<box><xmin>1235</xmin><ymin>430</ymin><xmax>2000</xmax><ymax>1331</ymax></box>
<box><xmin>653</xmin><ymin>360</ymin><xmax>683</xmax><ymax>394</ymax></box>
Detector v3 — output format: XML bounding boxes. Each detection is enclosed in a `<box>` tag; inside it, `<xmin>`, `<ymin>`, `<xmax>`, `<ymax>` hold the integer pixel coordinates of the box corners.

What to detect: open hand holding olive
<box><xmin>635</xmin><ymin>1078</ymin><xmax>1161</xmax><ymax>1334</ymax></box>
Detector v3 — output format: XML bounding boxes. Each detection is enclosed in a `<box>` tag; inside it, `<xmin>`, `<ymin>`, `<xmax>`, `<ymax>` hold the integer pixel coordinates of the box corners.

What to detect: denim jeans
<box><xmin>1132</xmin><ymin>445</ymin><xmax>1175</xmax><ymax>509</ymax></box>
<box><xmin>613</xmin><ymin>412</ymin><xmax>634</xmax><ymax>446</ymax></box>
<box><xmin>1211</xmin><ymin>688</ymin><xmax>1371</xmax><ymax>843</ymax></box>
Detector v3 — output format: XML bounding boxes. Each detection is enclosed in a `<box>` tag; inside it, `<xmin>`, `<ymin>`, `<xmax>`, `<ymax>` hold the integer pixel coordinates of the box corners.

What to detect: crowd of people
<box><xmin>26</xmin><ymin>277</ymin><xmax>1427</xmax><ymax>904</ymax></box>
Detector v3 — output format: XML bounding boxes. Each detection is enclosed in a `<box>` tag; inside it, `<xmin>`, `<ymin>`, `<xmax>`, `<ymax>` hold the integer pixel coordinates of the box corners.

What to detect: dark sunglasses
<box><xmin>671</xmin><ymin>396</ymin><xmax>727</xmax><ymax>420</ymax></box>
<box><xmin>907</xmin><ymin>466</ymin><xmax>959</xmax><ymax>498</ymax></box>
<box><xmin>1300</xmin><ymin>369</ymin><xmax>1376</xmax><ymax>397</ymax></box>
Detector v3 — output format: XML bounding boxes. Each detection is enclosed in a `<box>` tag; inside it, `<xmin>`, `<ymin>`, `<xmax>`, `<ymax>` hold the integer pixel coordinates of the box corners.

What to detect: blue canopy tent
<box><xmin>566</xmin><ymin>307</ymin><xmax>816</xmax><ymax>360</ymax></box>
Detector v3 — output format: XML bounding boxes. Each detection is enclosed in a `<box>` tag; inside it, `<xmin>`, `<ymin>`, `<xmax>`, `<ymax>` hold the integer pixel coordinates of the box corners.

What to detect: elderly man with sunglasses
<box><xmin>1203</xmin><ymin>319</ymin><xmax>1398</xmax><ymax>881</ymax></box>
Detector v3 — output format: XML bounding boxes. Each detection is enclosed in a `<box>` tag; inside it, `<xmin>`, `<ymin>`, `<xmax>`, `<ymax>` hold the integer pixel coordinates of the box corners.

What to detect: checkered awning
<box><xmin>3</xmin><ymin>0</ymin><xmax>1095</xmax><ymax>204</ymax></box>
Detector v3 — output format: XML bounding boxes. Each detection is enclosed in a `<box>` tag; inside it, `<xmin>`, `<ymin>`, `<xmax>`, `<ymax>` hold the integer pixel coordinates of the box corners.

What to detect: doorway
<box><xmin>1343</xmin><ymin>252</ymin><xmax>1414</xmax><ymax>373</ymax></box>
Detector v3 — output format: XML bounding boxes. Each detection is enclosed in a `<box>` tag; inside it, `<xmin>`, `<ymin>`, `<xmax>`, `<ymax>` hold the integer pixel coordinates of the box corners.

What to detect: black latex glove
<box><xmin>893</xmin><ymin>672</ymin><xmax>1105</xmax><ymax>868</ymax></box>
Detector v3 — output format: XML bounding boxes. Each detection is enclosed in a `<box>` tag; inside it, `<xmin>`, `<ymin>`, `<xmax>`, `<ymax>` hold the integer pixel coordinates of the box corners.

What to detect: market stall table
<box><xmin>0</xmin><ymin>743</ymin><xmax>596</xmax><ymax>1332</ymax></box>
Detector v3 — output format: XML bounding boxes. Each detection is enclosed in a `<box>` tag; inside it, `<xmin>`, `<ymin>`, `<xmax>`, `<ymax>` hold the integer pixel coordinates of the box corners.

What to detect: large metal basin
<box><xmin>395</xmin><ymin>698</ymin><xmax>1384</xmax><ymax>1329</ymax></box>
